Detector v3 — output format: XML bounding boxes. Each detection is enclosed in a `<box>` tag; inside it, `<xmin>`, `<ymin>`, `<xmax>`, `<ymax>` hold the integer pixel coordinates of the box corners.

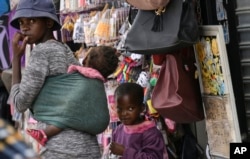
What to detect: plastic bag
<box><xmin>72</xmin><ymin>16</ymin><xmax>85</xmax><ymax>43</ymax></box>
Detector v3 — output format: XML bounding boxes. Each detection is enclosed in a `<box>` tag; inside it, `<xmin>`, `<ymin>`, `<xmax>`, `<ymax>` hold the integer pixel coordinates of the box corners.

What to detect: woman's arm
<box><xmin>11</xmin><ymin>32</ymin><xmax>28</xmax><ymax>86</ymax></box>
<box><xmin>10</xmin><ymin>43</ymin><xmax>49</xmax><ymax>112</ymax></box>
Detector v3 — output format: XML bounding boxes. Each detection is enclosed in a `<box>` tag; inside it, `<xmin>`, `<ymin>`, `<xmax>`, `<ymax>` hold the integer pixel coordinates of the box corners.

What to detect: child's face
<box><xmin>116</xmin><ymin>94</ymin><xmax>143</xmax><ymax>125</ymax></box>
<box><xmin>18</xmin><ymin>17</ymin><xmax>50</xmax><ymax>44</ymax></box>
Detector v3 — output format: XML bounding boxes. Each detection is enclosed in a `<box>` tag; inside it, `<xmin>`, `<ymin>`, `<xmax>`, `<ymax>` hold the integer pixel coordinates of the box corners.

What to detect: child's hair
<box><xmin>114</xmin><ymin>83</ymin><xmax>144</xmax><ymax>106</ymax></box>
<box><xmin>85</xmin><ymin>46</ymin><xmax>119</xmax><ymax>78</ymax></box>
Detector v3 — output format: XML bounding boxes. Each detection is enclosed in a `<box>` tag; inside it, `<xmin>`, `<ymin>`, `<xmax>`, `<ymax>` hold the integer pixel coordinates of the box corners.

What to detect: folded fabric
<box><xmin>32</xmin><ymin>67</ymin><xmax>110</xmax><ymax>135</ymax></box>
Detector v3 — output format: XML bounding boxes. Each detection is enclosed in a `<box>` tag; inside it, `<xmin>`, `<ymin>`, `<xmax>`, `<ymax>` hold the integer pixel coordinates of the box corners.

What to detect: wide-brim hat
<box><xmin>10</xmin><ymin>0</ymin><xmax>61</xmax><ymax>30</ymax></box>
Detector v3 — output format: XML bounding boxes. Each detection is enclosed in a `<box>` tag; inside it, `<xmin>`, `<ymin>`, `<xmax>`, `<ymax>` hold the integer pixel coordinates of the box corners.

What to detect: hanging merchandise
<box><xmin>84</xmin><ymin>11</ymin><xmax>101</xmax><ymax>47</ymax></box>
<box><xmin>94</xmin><ymin>4</ymin><xmax>129</xmax><ymax>46</ymax></box>
<box><xmin>126</xmin><ymin>0</ymin><xmax>170</xmax><ymax>10</ymax></box>
<box><xmin>94</xmin><ymin>4</ymin><xmax>111</xmax><ymax>44</ymax></box>
<box><xmin>10</xmin><ymin>0</ymin><xmax>19</xmax><ymax>10</ymax></box>
<box><xmin>59</xmin><ymin>0</ymin><xmax>78</xmax><ymax>13</ymax></box>
<box><xmin>136</xmin><ymin>71</ymin><xmax>150</xmax><ymax>88</ymax></box>
<box><xmin>216</xmin><ymin>0</ymin><xmax>226</xmax><ymax>21</ymax></box>
<box><xmin>146</xmin><ymin>99</ymin><xmax>159</xmax><ymax>119</ymax></box>
<box><xmin>130</xmin><ymin>53</ymin><xmax>143</xmax><ymax>66</ymax></box>
<box><xmin>72</xmin><ymin>15</ymin><xmax>85</xmax><ymax>43</ymax></box>
<box><xmin>215</xmin><ymin>0</ymin><xmax>229</xmax><ymax>44</ymax></box>
<box><xmin>104</xmin><ymin>79</ymin><xmax>120</xmax><ymax>122</ymax></box>
<box><xmin>195</xmin><ymin>37</ymin><xmax>225</xmax><ymax>96</ymax></box>
<box><xmin>149</xmin><ymin>67</ymin><xmax>160</xmax><ymax>87</ymax></box>
<box><xmin>78</xmin><ymin>0</ymin><xmax>86</xmax><ymax>9</ymax></box>
<box><xmin>116</xmin><ymin>19</ymin><xmax>130</xmax><ymax>51</ymax></box>
<box><xmin>124</xmin><ymin>0</ymin><xmax>199</xmax><ymax>55</ymax></box>
<box><xmin>61</xmin><ymin>3</ymin><xmax>129</xmax><ymax>47</ymax></box>
<box><xmin>60</xmin><ymin>0</ymin><xmax>65</xmax><ymax>12</ymax></box>
<box><xmin>109</xmin><ymin>7</ymin><xmax>117</xmax><ymax>42</ymax></box>
<box><xmin>94</xmin><ymin>5</ymin><xmax>119</xmax><ymax>46</ymax></box>
<box><xmin>69</xmin><ymin>0</ymin><xmax>79</xmax><ymax>12</ymax></box>
<box><xmin>115</xmin><ymin>6</ymin><xmax>136</xmax><ymax>51</ymax></box>
<box><xmin>152</xmin><ymin>54</ymin><xmax>166</xmax><ymax>66</ymax></box>
<box><xmin>114</xmin><ymin>54</ymin><xmax>145</xmax><ymax>84</ymax></box>
<box><xmin>151</xmin><ymin>47</ymin><xmax>204</xmax><ymax>123</ymax></box>
<box><xmin>102</xmin><ymin>6</ymin><xmax>120</xmax><ymax>46</ymax></box>
<box><xmin>61</xmin><ymin>14</ymin><xmax>79</xmax><ymax>42</ymax></box>
<box><xmin>143</xmin><ymin>58</ymin><xmax>161</xmax><ymax>120</ymax></box>
<box><xmin>60</xmin><ymin>0</ymin><xmax>104</xmax><ymax>13</ymax></box>
<box><xmin>0</xmin><ymin>14</ymin><xmax>11</xmax><ymax>70</ymax></box>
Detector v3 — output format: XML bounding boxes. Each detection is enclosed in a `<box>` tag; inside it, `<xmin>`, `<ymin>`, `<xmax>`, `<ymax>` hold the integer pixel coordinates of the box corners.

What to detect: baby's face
<box><xmin>81</xmin><ymin>49</ymin><xmax>92</xmax><ymax>66</ymax></box>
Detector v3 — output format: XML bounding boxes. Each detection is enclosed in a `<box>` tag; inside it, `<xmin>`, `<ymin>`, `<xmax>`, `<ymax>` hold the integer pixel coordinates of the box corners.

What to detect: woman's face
<box><xmin>116</xmin><ymin>94</ymin><xmax>143</xmax><ymax>125</ymax></box>
<box><xmin>18</xmin><ymin>17</ymin><xmax>50</xmax><ymax>44</ymax></box>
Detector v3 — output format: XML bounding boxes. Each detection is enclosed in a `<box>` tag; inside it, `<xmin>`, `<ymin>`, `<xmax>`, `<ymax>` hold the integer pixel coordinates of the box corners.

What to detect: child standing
<box><xmin>110</xmin><ymin>83</ymin><xmax>168</xmax><ymax>159</ymax></box>
<box><xmin>9</xmin><ymin>0</ymin><xmax>103</xmax><ymax>158</ymax></box>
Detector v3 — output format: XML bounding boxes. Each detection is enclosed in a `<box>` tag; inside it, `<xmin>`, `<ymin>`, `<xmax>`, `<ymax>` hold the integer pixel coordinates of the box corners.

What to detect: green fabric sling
<box><xmin>32</xmin><ymin>72</ymin><xmax>110</xmax><ymax>135</ymax></box>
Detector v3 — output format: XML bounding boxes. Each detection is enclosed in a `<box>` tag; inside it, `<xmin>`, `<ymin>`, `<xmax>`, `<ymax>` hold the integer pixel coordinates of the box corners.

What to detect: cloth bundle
<box><xmin>32</xmin><ymin>68</ymin><xmax>110</xmax><ymax>135</ymax></box>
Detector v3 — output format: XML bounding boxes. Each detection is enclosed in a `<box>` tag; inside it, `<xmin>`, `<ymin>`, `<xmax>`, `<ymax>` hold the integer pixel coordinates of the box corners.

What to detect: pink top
<box><xmin>67</xmin><ymin>65</ymin><xmax>105</xmax><ymax>82</ymax></box>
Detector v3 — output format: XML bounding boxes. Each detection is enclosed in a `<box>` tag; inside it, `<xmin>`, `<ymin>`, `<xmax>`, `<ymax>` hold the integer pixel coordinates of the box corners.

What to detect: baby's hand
<box><xmin>109</xmin><ymin>142</ymin><xmax>125</xmax><ymax>156</ymax></box>
<box><xmin>12</xmin><ymin>32</ymin><xmax>28</xmax><ymax>58</ymax></box>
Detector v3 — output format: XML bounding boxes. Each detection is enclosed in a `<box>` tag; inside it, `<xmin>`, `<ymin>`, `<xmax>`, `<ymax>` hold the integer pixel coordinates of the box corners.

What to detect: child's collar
<box><xmin>123</xmin><ymin>121</ymin><xmax>155</xmax><ymax>134</ymax></box>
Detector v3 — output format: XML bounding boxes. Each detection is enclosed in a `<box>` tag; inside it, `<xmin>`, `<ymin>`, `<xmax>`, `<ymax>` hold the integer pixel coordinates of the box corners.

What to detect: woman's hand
<box><xmin>109</xmin><ymin>142</ymin><xmax>125</xmax><ymax>156</ymax></box>
<box><xmin>11</xmin><ymin>32</ymin><xmax>28</xmax><ymax>86</ymax></box>
<box><xmin>12</xmin><ymin>32</ymin><xmax>28</xmax><ymax>59</ymax></box>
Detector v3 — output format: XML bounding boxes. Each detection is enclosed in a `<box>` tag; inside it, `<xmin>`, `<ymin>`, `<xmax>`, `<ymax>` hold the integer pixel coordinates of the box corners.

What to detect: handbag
<box><xmin>126</xmin><ymin>0</ymin><xmax>170</xmax><ymax>10</ymax></box>
<box><xmin>151</xmin><ymin>47</ymin><xmax>204</xmax><ymax>123</ymax></box>
<box><xmin>124</xmin><ymin>0</ymin><xmax>199</xmax><ymax>55</ymax></box>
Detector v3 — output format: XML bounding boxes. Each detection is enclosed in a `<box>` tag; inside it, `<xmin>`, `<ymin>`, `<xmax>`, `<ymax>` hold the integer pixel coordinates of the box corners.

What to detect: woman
<box><xmin>9</xmin><ymin>0</ymin><xmax>101</xmax><ymax>158</ymax></box>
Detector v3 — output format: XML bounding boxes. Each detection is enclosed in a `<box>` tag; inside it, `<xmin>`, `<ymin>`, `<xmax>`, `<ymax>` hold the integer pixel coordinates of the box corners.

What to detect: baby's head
<box><xmin>10</xmin><ymin>0</ymin><xmax>61</xmax><ymax>31</ymax></box>
<box><xmin>83</xmin><ymin>46</ymin><xmax>119</xmax><ymax>79</ymax></box>
<box><xmin>114</xmin><ymin>83</ymin><xmax>145</xmax><ymax>125</ymax></box>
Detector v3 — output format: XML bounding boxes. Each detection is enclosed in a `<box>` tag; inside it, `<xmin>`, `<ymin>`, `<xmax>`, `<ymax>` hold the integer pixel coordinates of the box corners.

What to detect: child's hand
<box><xmin>109</xmin><ymin>142</ymin><xmax>125</xmax><ymax>156</ymax></box>
<box><xmin>12</xmin><ymin>32</ymin><xmax>28</xmax><ymax>59</ymax></box>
